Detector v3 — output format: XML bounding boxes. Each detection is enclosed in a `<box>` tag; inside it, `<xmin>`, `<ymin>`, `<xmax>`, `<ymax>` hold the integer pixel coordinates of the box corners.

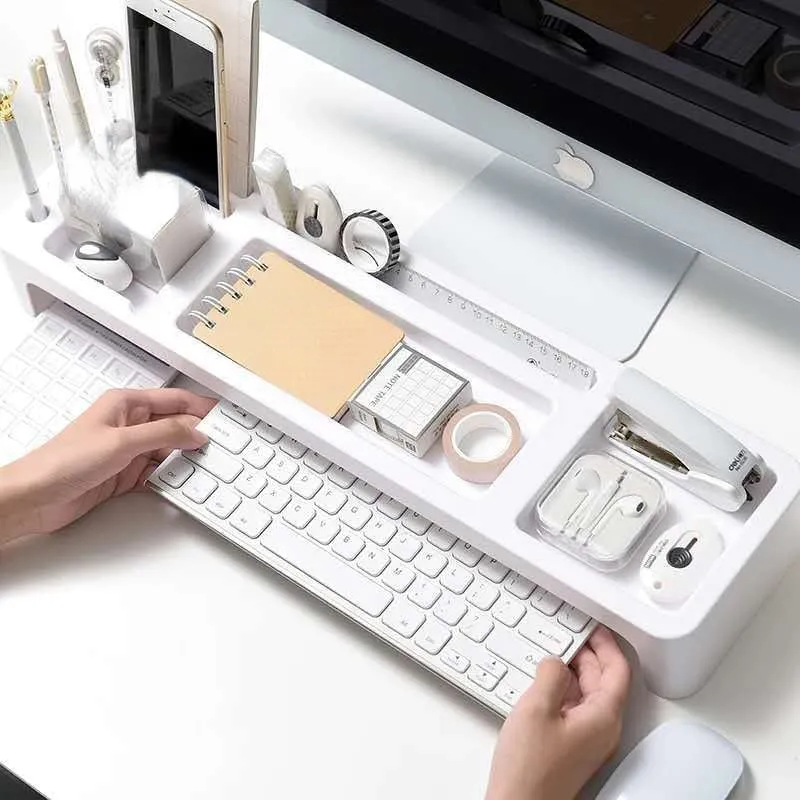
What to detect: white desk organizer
<box><xmin>3</xmin><ymin>195</ymin><xmax>799</xmax><ymax>700</ymax></box>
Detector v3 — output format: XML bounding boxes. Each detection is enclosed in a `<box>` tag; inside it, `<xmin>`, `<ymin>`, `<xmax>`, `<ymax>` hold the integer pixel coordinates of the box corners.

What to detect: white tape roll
<box><xmin>443</xmin><ymin>404</ymin><xmax>522</xmax><ymax>484</ymax></box>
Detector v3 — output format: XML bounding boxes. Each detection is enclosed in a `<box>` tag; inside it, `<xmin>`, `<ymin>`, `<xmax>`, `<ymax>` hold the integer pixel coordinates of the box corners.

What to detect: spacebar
<box><xmin>260</xmin><ymin>522</ymin><xmax>393</xmax><ymax>618</ymax></box>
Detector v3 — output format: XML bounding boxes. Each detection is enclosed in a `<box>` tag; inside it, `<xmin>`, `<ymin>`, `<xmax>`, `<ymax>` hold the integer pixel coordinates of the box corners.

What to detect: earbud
<box><xmin>587</xmin><ymin>495</ymin><xmax>648</xmax><ymax>547</ymax></box>
<box><xmin>561</xmin><ymin>468</ymin><xmax>600</xmax><ymax>533</ymax></box>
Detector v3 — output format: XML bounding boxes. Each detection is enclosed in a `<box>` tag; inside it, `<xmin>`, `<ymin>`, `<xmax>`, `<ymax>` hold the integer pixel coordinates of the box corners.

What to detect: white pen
<box><xmin>52</xmin><ymin>26</ymin><xmax>93</xmax><ymax>148</ymax></box>
<box><xmin>0</xmin><ymin>78</ymin><xmax>49</xmax><ymax>222</ymax></box>
<box><xmin>29</xmin><ymin>57</ymin><xmax>69</xmax><ymax>197</ymax></box>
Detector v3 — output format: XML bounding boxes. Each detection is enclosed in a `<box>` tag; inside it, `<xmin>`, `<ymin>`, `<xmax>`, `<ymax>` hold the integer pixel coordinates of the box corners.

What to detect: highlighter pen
<box><xmin>52</xmin><ymin>26</ymin><xmax>93</xmax><ymax>148</ymax></box>
<box><xmin>0</xmin><ymin>78</ymin><xmax>48</xmax><ymax>222</ymax></box>
<box><xmin>29</xmin><ymin>57</ymin><xmax>69</xmax><ymax>197</ymax></box>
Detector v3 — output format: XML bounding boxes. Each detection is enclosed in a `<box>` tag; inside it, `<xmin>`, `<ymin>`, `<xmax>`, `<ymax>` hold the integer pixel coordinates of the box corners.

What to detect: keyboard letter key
<box><xmin>382</xmin><ymin>600</ymin><xmax>425</xmax><ymax>639</ymax></box>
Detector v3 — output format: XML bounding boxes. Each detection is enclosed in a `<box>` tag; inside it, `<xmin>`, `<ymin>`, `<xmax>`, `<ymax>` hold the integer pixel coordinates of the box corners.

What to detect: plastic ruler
<box><xmin>382</xmin><ymin>263</ymin><xmax>596</xmax><ymax>390</ymax></box>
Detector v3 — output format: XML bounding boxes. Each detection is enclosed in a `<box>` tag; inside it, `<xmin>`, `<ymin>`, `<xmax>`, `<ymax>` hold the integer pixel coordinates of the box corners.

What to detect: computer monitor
<box><xmin>263</xmin><ymin>1</ymin><xmax>800</xmax><ymax>356</ymax></box>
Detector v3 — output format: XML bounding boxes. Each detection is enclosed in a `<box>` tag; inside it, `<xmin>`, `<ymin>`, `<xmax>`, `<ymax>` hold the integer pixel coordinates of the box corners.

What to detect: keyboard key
<box><xmin>62</xmin><ymin>364</ymin><xmax>91</xmax><ymax>389</ymax></box>
<box><xmin>266</xmin><ymin>456</ymin><xmax>299</xmax><ymax>484</ymax></box>
<box><xmin>409</xmin><ymin>578</ymin><xmax>441</xmax><ymax>610</ymax></box>
<box><xmin>58</xmin><ymin>330</ymin><xmax>88</xmax><ymax>355</ymax></box>
<box><xmin>126</xmin><ymin>372</ymin><xmax>158</xmax><ymax>390</ymax></box>
<box><xmin>307</xmin><ymin>517</ymin><xmax>340</xmax><ymax>545</ymax></box>
<box><xmin>389</xmin><ymin>533</ymin><xmax>422</xmax><ymax>562</ymax></box>
<box><xmin>357</xmin><ymin>546</ymin><xmax>391</xmax><ymax>577</ymax></box>
<box><xmin>8</xmin><ymin>420</ymin><xmax>36</xmax><ymax>446</ymax></box>
<box><xmin>17</xmin><ymin>337</ymin><xmax>46</xmax><ymax>362</ymax></box>
<box><xmin>21</xmin><ymin>368</ymin><xmax>50</xmax><ymax>393</ymax></box>
<box><xmin>220</xmin><ymin>401</ymin><xmax>259</xmax><ymax>429</ymax></box>
<box><xmin>382</xmin><ymin>564</ymin><xmax>416</xmax><ymax>593</ymax></box>
<box><xmin>460</xmin><ymin>612</ymin><xmax>494</xmax><ymax>643</ymax></box>
<box><xmin>25</xmin><ymin>401</ymin><xmax>55</xmax><ymax>426</ymax></box>
<box><xmin>466</xmin><ymin>580</ymin><xmax>500</xmax><ymax>611</ymax></box>
<box><xmin>182</xmin><ymin>472</ymin><xmax>217</xmax><ymax>503</ymax></box>
<box><xmin>383</xmin><ymin>600</ymin><xmax>425</xmax><ymax>638</ymax></box>
<box><xmin>434</xmin><ymin>594</ymin><xmax>468</xmax><ymax>626</ymax></box>
<box><xmin>496</xmin><ymin>679</ymin><xmax>529</xmax><ymax>707</ymax></box>
<box><xmin>239</xmin><ymin>441</ymin><xmax>272</xmax><ymax>470</ymax></box>
<box><xmin>353</xmin><ymin>479</ymin><xmax>380</xmax><ymax>504</ymax></box>
<box><xmin>453</xmin><ymin>541</ymin><xmax>483</xmax><ymax>567</ymax></box>
<box><xmin>260</xmin><ymin>522</ymin><xmax>392</xmax><ymax>617</ymax></box>
<box><xmin>65</xmin><ymin>396</ymin><xmax>91</xmax><ymax>420</ymax></box>
<box><xmin>468</xmin><ymin>665</ymin><xmax>500</xmax><ymax>692</ymax></box>
<box><xmin>427</xmin><ymin>526</ymin><xmax>457</xmax><ymax>551</ymax></box>
<box><xmin>185</xmin><ymin>443</ymin><xmax>243</xmax><ymax>483</ymax></box>
<box><xmin>557</xmin><ymin>605</ymin><xmax>591</xmax><ymax>633</ymax></box>
<box><xmin>303</xmin><ymin>451</ymin><xmax>332</xmax><ymax>474</ymax></box>
<box><xmin>504</xmin><ymin>572</ymin><xmax>535</xmax><ymax>600</ymax></box>
<box><xmin>234</xmin><ymin>468</ymin><xmax>268</xmax><ymax>499</ymax></box>
<box><xmin>2</xmin><ymin>355</ymin><xmax>29</xmax><ymax>378</ymax></box>
<box><xmin>4</xmin><ymin>388</ymin><xmax>32</xmax><ymax>413</ymax></box>
<box><xmin>208</xmin><ymin>488</ymin><xmax>241</xmax><ymax>519</ymax></box>
<box><xmin>530</xmin><ymin>587</ymin><xmax>563</xmax><ymax>616</ymax></box>
<box><xmin>493</xmin><ymin>598</ymin><xmax>526</xmax><ymax>628</ymax></box>
<box><xmin>231</xmin><ymin>506</ymin><xmax>272</xmax><ymax>538</ymax></box>
<box><xmin>377</xmin><ymin>494</ymin><xmax>406</xmax><ymax>519</ymax></box>
<box><xmin>486</xmin><ymin>628</ymin><xmax>546</xmax><ymax>677</ymax></box>
<box><xmin>363</xmin><ymin>518</ymin><xmax>397</xmax><ymax>546</ymax></box>
<box><xmin>291</xmin><ymin>471</ymin><xmax>323</xmax><ymax>500</ymax></box>
<box><xmin>256</xmin><ymin>421</ymin><xmax>283</xmax><ymax>443</ymax></box>
<box><xmin>158</xmin><ymin>458</ymin><xmax>194</xmax><ymax>488</ymax></box>
<box><xmin>339</xmin><ymin>502</ymin><xmax>372</xmax><ymax>531</ymax></box>
<box><xmin>0</xmin><ymin>407</ymin><xmax>15</xmax><ymax>432</ymax></box>
<box><xmin>206</xmin><ymin>418</ymin><xmax>251</xmax><ymax>454</ymax></box>
<box><xmin>332</xmin><ymin>532</ymin><xmax>365</xmax><ymax>561</ymax></box>
<box><xmin>103</xmin><ymin>358</ymin><xmax>134</xmax><ymax>385</ymax></box>
<box><xmin>40</xmin><ymin>350</ymin><xmax>69</xmax><ymax>376</ymax></box>
<box><xmin>440</xmin><ymin>564</ymin><xmax>474</xmax><ymax>595</ymax></box>
<box><xmin>35</xmin><ymin>317</ymin><xmax>65</xmax><ymax>342</ymax></box>
<box><xmin>0</xmin><ymin>376</ymin><xmax>10</xmax><ymax>397</ymax></box>
<box><xmin>283</xmin><ymin>501</ymin><xmax>316</xmax><ymax>530</ymax></box>
<box><xmin>401</xmin><ymin>510</ymin><xmax>432</xmax><ymax>535</ymax></box>
<box><xmin>441</xmin><ymin>647</ymin><xmax>470</xmax><ymax>674</ymax></box>
<box><xmin>519</xmin><ymin>618</ymin><xmax>573</xmax><ymax>657</ymax></box>
<box><xmin>42</xmin><ymin>382</ymin><xmax>72</xmax><ymax>407</ymax></box>
<box><xmin>415</xmin><ymin>549</ymin><xmax>447</xmax><ymax>578</ymax></box>
<box><xmin>316</xmin><ymin>487</ymin><xmax>347</xmax><ymax>515</ymax></box>
<box><xmin>259</xmin><ymin>487</ymin><xmax>292</xmax><ymax>514</ymax></box>
<box><xmin>85</xmin><ymin>378</ymin><xmax>114</xmax><ymax>402</ymax></box>
<box><xmin>279</xmin><ymin>436</ymin><xmax>307</xmax><ymax>459</ymax></box>
<box><xmin>478</xmin><ymin>556</ymin><xmax>510</xmax><ymax>584</ymax></box>
<box><xmin>415</xmin><ymin>621</ymin><xmax>451</xmax><ymax>655</ymax></box>
<box><xmin>80</xmin><ymin>344</ymin><xmax>111</xmax><ymax>370</ymax></box>
<box><xmin>477</xmin><ymin>655</ymin><xmax>508</xmax><ymax>680</ymax></box>
<box><xmin>329</xmin><ymin>466</ymin><xmax>356</xmax><ymax>489</ymax></box>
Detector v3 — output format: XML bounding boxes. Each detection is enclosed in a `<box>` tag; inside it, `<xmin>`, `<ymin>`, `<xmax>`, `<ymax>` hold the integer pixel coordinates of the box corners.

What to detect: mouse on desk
<box><xmin>73</xmin><ymin>241</ymin><xmax>133</xmax><ymax>292</ymax></box>
<box><xmin>596</xmin><ymin>720</ymin><xmax>744</xmax><ymax>800</ymax></box>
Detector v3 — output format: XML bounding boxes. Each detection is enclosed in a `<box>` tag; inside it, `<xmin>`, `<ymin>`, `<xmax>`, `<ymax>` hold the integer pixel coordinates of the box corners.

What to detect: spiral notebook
<box><xmin>190</xmin><ymin>251</ymin><xmax>405</xmax><ymax>418</ymax></box>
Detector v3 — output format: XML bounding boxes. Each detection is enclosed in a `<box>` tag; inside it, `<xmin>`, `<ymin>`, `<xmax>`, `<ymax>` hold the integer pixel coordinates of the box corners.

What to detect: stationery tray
<box><xmin>3</xmin><ymin>194</ymin><xmax>799</xmax><ymax>699</ymax></box>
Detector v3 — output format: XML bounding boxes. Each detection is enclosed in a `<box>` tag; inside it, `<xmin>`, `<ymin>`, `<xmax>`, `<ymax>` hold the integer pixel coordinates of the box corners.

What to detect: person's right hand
<box><xmin>485</xmin><ymin>626</ymin><xmax>631</xmax><ymax>800</ymax></box>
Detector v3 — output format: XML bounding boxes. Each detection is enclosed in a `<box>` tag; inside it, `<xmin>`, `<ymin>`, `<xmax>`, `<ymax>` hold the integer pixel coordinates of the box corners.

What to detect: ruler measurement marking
<box><xmin>382</xmin><ymin>264</ymin><xmax>596</xmax><ymax>390</ymax></box>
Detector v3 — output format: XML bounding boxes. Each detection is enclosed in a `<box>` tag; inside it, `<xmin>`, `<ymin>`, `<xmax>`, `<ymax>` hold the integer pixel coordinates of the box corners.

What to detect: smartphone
<box><xmin>125</xmin><ymin>0</ymin><xmax>230</xmax><ymax>216</ymax></box>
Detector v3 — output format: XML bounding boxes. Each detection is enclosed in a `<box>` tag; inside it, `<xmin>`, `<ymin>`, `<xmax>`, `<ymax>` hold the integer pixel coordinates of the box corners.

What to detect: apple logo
<box><xmin>553</xmin><ymin>143</ymin><xmax>595</xmax><ymax>191</ymax></box>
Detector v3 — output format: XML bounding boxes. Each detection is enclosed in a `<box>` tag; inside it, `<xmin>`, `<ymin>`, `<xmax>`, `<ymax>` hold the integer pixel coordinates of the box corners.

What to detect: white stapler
<box><xmin>606</xmin><ymin>370</ymin><xmax>764</xmax><ymax>513</ymax></box>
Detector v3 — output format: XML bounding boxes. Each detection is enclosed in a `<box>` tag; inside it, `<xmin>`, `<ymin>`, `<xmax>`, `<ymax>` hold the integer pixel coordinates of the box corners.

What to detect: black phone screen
<box><xmin>0</xmin><ymin>763</ymin><xmax>49</xmax><ymax>799</ymax></box>
<box><xmin>127</xmin><ymin>8</ymin><xmax>220</xmax><ymax>209</ymax></box>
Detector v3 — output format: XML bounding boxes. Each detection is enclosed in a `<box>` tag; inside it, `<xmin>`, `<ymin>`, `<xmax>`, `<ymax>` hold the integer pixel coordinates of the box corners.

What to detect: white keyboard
<box><xmin>149</xmin><ymin>401</ymin><xmax>597</xmax><ymax>716</ymax></box>
<box><xmin>0</xmin><ymin>302</ymin><xmax>176</xmax><ymax>465</ymax></box>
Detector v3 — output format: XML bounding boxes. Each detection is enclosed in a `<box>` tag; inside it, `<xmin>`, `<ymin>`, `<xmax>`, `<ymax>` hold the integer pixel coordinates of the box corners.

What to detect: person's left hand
<box><xmin>0</xmin><ymin>388</ymin><xmax>216</xmax><ymax>545</ymax></box>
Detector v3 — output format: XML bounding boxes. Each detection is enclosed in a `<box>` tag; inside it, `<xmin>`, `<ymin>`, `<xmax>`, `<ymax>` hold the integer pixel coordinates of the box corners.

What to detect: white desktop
<box><xmin>2</xmin><ymin>2</ymin><xmax>800</xmax><ymax>799</ymax></box>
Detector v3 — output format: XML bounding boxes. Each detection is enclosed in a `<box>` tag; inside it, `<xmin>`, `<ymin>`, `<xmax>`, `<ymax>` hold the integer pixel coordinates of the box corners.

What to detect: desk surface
<box><xmin>2</xmin><ymin>3</ymin><xmax>800</xmax><ymax>798</ymax></box>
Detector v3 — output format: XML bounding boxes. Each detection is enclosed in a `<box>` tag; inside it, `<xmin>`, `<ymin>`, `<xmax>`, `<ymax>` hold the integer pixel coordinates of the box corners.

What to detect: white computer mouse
<box><xmin>73</xmin><ymin>241</ymin><xmax>133</xmax><ymax>292</ymax></box>
<box><xmin>596</xmin><ymin>720</ymin><xmax>744</xmax><ymax>800</ymax></box>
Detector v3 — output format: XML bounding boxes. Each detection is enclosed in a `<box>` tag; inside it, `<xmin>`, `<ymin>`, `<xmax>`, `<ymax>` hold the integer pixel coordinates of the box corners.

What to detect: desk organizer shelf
<box><xmin>2</xmin><ymin>194</ymin><xmax>799</xmax><ymax>699</ymax></box>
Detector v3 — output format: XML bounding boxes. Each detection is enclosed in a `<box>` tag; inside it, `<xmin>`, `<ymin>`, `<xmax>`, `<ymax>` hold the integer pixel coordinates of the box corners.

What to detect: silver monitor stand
<box><xmin>409</xmin><ymin>153</ymin><xmax>696</xmax><ymax>361</ymax></box>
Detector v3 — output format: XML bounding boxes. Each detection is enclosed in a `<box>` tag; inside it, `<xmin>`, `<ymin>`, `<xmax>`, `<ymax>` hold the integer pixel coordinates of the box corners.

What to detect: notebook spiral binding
<box><xmin>187</xmin><ymin>254</ymin><xmax>269</xmax><ymax>330</ymax></box>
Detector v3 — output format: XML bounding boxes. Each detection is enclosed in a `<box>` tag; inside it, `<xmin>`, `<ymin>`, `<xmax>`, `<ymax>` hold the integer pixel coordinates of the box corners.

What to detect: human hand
<box><xmin>0</xmin><ymin>388</ymin><xmax>216</xmax><ymax>545</ymax></box>
<box><xmin>485</xmin><ymin>626</ymin><xmax>631</xmax><ymax>800</ymax></box>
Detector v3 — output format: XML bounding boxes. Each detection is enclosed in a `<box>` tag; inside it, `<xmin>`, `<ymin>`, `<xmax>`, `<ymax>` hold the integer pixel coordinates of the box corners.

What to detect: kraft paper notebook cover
<box><xmin>191</xmin><ymin>251</ymin><xmax>405</xmax><ymax>418</ymax></box>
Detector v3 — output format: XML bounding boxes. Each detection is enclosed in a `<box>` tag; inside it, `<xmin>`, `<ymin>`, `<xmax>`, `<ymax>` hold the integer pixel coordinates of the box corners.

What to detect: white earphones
<box><xmin>587</xmin><ymin>495</ymin><xmax>648</xmax><ymax>548</ymax></box>
<box><xmin>561</xmin><ymin>468</ymin><xmax>600</xmax><ymax>533</ymax></box>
